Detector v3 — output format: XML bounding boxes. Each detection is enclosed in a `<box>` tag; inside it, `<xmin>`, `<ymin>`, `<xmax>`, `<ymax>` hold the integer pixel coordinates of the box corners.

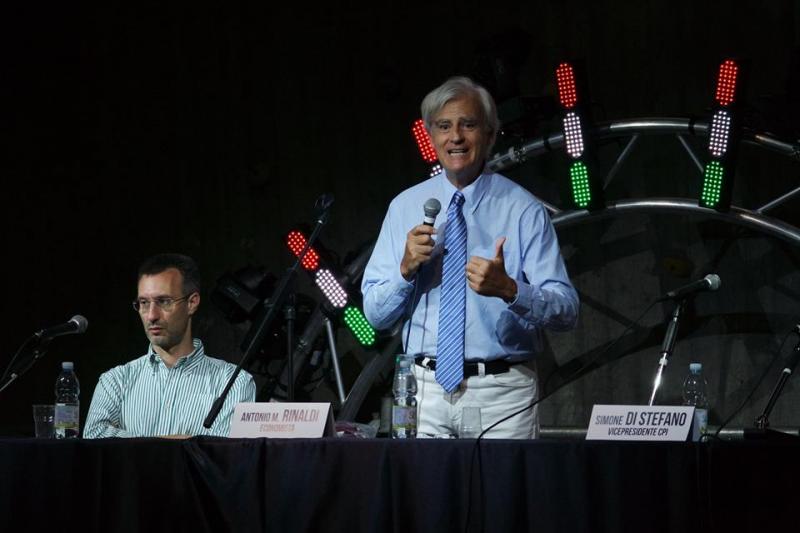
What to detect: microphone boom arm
<box><xmin>203</xmin><ymin>195</ymin><xmax>333</xmax><ymax>429</ymax></box>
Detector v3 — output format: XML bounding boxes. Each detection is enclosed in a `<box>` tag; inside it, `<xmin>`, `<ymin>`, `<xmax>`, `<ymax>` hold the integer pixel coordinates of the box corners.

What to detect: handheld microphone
<box><xmin>423</xmin><ymin>198</ymin><xmax>441</xmax><ymax>226</ymax></box>
<box><xmin>659</xmin><ymin>274</ymin><xmax>721</xmax><ymax>301</ymax></box>
<box><xmin>35</xmin><ymin>315</ymin><xmax>89</xmax><ymax>341</ymax></box>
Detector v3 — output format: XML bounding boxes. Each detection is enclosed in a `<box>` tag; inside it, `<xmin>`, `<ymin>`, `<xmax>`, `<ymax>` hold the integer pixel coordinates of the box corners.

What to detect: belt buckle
<box><xmin>418</xmin><ymin>356</ymin><xmax>435</xmax><ymax>370</ymax></box>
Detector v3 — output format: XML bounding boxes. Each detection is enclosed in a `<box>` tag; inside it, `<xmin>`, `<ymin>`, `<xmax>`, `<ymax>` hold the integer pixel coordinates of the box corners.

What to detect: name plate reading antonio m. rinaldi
<box><xmin>229</xmin><ymin>402</ymin><xmax>334</xmax><ymax>438</ymax></box>
<box><xmin>586</xmin><ymin>405</ymin><xmax>694</xmax><ymax>441</ymax></box>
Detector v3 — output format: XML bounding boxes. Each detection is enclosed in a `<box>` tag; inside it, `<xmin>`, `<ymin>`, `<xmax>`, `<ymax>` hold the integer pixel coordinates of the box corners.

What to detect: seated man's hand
<box><xmin>400</xmin><ymin>224</ymin><xmax>436</xmax><ymax>280</ymax></box>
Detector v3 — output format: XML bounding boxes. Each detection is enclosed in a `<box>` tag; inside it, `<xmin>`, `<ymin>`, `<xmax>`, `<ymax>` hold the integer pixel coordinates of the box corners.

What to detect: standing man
<box><xmin>362</xmin><ymin>77</ymin><xmax>578</xmax><ymax>438</ymax></box>
<box><xmin>84</xmin><ymin>253</ymin><xmax>255</xmax><ymax>438</ymax></box>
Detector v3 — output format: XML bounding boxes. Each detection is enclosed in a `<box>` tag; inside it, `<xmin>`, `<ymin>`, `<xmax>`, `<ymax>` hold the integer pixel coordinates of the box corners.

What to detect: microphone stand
<box><xmin>648</xmin><ymin>299</ymin><xmax>686</xmax><ymax>406</ymax></box>
<box><xmin>203</xmin><ymin>195</ymin><xmax>333</xmax><ymax>429</ymax></box>
<box><xmin>284</xmin><ymin>292</ymin><xmax>296</xmax><ymax>401</ymax></box>
<box><xmin>0</xmin><ymin>336</ymin><xmax>50</xmax><ymax>395</ymax></box>
<box><xmin>746</xmin><ymin>331</ymin><xmax>800</xmax><ymax>440</ymax></box>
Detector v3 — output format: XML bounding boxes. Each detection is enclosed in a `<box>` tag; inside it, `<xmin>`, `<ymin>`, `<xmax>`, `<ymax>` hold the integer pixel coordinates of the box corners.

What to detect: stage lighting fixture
<box><xmin>699</xmin><ymin>58</ymin><xmax>744</xmax><ymax>211</ymax></box>
<box><xmin>211</xmin><ymin>266</ymin><xmax>277</xmax><ymax>323</ymax></box>
<box><xmin>715</xmin><ymin>59</ymin><xmax>738</xmax><ymax>106</ymax></box>
<box><xmin>285</xmin><ymin>229</ymin><xmax>377</xmax><ymax>346</ymax></box>
<box><xmin>412</xmin><ymin>119</ymin><xmax>446</xmax><ymax>178</ymax></box>
<box><xmin>555</xmin><ymin>60</ymin><xmax>603</xmax><ymax>210</ymax></box>
<box><xmin>343</xmin><ymin>306</ymin><xmax>376</xmax><ymax>346</ymax></box>
<box><xmin>287</xmin><ymin>230</ymin><xmax>320</xmax><ymax>270</ymax></box>
<box><xmin>556</xmin><ymin>62</ymin><xmax>578</xmax><ymax>109</ymax></box>
<box><xmin>569</xmin><ymin>161</ymin><xmax>592</xmax><ymax>208</ymax></box>
<box><xmin>563</xmin><ymin>112</ymin><xmax>584</xmax><ymax>158</ymax></box>
<box><xmin>314</xmin><ymin>269</ymin><xmax>348</xmax><ymax>308</ymax></box>
<box><xmin>412</xmin><ymin>119</ymin><xmax>438</xmax><ymax>163</ymax></box>
<box><xmin>708</xmin><ymin>110</ymin><xmax>731</xmax><ymax>157</ymax></box>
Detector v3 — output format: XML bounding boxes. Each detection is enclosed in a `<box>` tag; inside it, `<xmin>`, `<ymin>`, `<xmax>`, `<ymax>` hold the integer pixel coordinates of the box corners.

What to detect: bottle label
<box><xmin>54</xmin><ymin>403</ymin><xmax>79</xmax><ymax>430</ymax></box>
<box><xmin>391</xmin><ymin>405</ymin><xmax>417</xmax><ymax>431</ymax></box>
<box><xmin>693</xmin><ymin>408</ymin><xmax>708</xmax><ymax>441</ymax></box>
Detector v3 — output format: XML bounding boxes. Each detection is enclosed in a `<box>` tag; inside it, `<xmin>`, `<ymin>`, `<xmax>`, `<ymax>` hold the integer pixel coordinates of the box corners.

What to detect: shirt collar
<box><xmin>148</xmin><ymin>338</ymin><xmax>205</xmax><ymax>369</ymax></box>
<box><xmin>438</xmin><ymin>167</ymin><xmax>491</xmax><ymax>214</ymax></box>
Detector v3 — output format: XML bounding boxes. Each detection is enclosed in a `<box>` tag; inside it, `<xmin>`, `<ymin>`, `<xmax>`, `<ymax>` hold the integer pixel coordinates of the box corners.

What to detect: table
<box><xmin>0</xmin><ymin>437</ymin><xmax>796</xmax><ymax>532</ymax></box>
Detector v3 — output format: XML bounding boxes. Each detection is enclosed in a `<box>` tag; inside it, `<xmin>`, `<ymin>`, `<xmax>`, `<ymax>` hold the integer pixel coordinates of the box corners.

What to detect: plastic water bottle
<box><xmin>391</xmin><ymin>355</ymin><xmax>417</xmax><ymax>438</ymax></box>
<box><xmin>54</xmin><ymin>361</ymin><xmax>80</xmax><ymax>439</ymax></box>
<box><xmin>682</xmin><ymin>362</ymin><xmax>708</xmax><ymax>442</ymax></box>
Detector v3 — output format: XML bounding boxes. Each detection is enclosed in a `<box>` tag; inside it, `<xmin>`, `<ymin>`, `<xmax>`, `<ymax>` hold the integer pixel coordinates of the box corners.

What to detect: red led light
<box><xmin>556</xmin><ymin>63</ymin><xmax>578</xmax><ymax>109</ymax></box>
<box><xmin>412</xmin><ymin>119</ymin><xmax>438</xmax><ymax>163</ymax></box>
<box><xmin>715</xmin><ymin>59</ymin><xmax>738</xmax><ymax>106</ymax></box>
<box><xmin>286</xmin><ymin>230</ymin><xmax>320</xmax><ymax>271</ymax></box>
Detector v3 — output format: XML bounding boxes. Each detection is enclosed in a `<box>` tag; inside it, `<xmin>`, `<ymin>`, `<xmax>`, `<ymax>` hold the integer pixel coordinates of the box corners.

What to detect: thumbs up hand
<box><xmin>466</xmin><ymin>237</ymin><xmax>518</xmax><ymax>302</ymax></box>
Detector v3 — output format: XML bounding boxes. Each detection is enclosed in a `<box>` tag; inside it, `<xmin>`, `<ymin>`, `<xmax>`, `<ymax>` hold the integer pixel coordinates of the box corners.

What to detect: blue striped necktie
<box><xmin>436</xmin><ymin>191</ymin><xmax>466</xmax><ymax>393</ymax></box>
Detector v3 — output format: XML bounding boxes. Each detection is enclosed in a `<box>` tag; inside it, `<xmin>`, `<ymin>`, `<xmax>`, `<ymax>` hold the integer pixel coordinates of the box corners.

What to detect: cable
<box><xmin>463</xmin><ymin>299</ymin><xmax>658</xmax><ymax>533</ymax></box>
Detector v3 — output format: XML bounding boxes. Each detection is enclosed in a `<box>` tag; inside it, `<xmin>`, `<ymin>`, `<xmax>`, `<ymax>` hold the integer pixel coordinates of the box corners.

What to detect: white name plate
<box><xmin>586</xmin><ymin>405</ymin><xmax>694</xmax><ymax>441</ymax></box>
<box><xmin>229</xmin><ymin>402</ymin><xmax>334</xmax><ymax>438</ymax></box>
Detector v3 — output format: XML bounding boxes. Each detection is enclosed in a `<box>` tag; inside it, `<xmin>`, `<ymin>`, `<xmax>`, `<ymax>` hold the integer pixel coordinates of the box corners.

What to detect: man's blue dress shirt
<box><xmin>362</xmin><ymin>171</ymin><xmax>579</xmax><ymax>362</ymax></box>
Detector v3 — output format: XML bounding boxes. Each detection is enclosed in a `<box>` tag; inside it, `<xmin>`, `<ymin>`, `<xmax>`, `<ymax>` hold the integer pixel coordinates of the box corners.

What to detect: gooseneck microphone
<box><xmin>659</xmin><ymin>274</ymin><xmax>721</xmax><ymax>301</ymax></box>
<box><xmin>35</xmin><ymin>315</ymin><xmax>89</xmax><ymax>341</ymax></box>
<box><xmin>423</xmin><ymin>198</ymin><xmax>441</xmax><ymax>226</ymax></box>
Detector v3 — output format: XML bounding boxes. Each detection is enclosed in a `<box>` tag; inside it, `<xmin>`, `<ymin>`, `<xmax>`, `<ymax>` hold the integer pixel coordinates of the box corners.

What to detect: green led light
<box><xmin>570</xmin><ymin>161</ymin><xmax>591</xmax><ymax>208</ymax></box>
<box><xmin>344</xmin><ymin>306</ymin><xmax>376</xmax><ymax>346</ymax></box>
<box><xmin>701</xmin><ymin>161</ymin><xmax>725</xmax><ymax>207</ymax></box>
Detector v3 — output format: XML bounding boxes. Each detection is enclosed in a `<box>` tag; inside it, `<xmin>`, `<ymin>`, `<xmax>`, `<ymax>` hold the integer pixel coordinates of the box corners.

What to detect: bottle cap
<box><xmin>62</xmin><ymin>361</ymin><xmax>74</xmax><ymax>370</ymax></box>
<box><xmin>689</xmin><ymin>362</ymin><xmax>702</xmax><ymax>374</ymax></box>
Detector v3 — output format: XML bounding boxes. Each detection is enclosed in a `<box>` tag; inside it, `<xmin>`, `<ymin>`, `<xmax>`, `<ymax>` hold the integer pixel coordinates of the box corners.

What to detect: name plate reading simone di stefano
<box><xmin>586</xmin><ymin>405</ymin><xmax>695</xmax><ymax>441</ymax></box>
<box><xmin>229</xmin><ymin>402</ymin><xmax>334</xmax><ymax>438</ymax></box>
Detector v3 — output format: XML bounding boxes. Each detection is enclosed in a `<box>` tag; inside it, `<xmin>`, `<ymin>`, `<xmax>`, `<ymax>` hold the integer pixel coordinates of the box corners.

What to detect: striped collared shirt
<box><xmin>84</xmin><ymin>339</ymin><xmax>255</xmax><ymax>438</ymax></box>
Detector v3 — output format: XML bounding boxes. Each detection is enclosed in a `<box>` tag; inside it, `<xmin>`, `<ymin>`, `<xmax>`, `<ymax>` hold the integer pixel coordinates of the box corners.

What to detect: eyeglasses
<box><xmin>132</xmin><ymin>294</ymin><xmax>192</xmax><ymax>313</ymax></box>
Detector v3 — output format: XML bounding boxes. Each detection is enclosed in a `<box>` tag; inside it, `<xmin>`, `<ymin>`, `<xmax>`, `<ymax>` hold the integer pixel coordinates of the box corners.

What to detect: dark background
<box><xmin>3</xmin><ymin>2</ymin><xmax>800</xmax><ymax>436</ymax></box>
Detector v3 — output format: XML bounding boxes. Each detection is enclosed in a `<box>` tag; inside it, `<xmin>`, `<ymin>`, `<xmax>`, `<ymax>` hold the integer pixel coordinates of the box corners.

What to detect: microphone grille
<box><xmin>705</xmin><ymin>274</ymin><xmax>722</xmax><ymax>291</ymax></box>
<box><xmin>424</xmin><ymin>198</ymin><xmax>441</xmax><ymax>218</ymax></box>
<box><xmin>70</xmin><ymin>315</ymin><xmax>89</xmax><ymax>333</ymax></box>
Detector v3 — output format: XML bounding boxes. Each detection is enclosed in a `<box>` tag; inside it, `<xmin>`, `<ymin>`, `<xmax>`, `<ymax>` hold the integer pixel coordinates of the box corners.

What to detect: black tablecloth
<box><xmin>0</xmin><ymin>437</ymin><xmax>796</xmax><ymax>532</ymax></box>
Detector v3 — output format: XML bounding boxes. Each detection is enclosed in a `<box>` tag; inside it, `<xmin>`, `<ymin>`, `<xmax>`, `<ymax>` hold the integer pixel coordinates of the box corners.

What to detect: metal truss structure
<box><xmin>490</xmin><ymin>117</ymin><xmax>800</xmax><ymax>242</ymax></box>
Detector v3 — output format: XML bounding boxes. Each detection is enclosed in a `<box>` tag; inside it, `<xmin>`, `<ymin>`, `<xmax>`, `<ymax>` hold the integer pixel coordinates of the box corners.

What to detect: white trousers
<box><xmin>413</xmin><ymin>362</ymin><xmax>539</xmax><ymax>439</ymax></box>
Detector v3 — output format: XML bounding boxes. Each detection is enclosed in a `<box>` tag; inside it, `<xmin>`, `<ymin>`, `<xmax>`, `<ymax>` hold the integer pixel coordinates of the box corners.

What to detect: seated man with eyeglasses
<box><xmin>84</xmin><ymin>253</ymin><xmax>255</xmax><ymax>438</ymax></box>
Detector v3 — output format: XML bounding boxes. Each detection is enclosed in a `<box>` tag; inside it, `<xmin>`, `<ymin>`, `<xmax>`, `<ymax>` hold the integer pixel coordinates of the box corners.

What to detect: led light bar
<box><xmin>556</xmin><ymin>63</ymin><xmax>578</xmax><ymax>109</ymax></box>
<box><xmin>715</xmin><ymin>59</ymin><xmax>738</xmax><ymax>107</ymax></box>
<box><xmin>569</xmin><ymin>161</ymin><xmax>591</xmax><ymax>208</ymax></box>
<box><xmin>412</xmin><ymin>119</ymin><xmax>438</xmax><ymax>163</ymax></box>
<box><xmin>314</xmin><ymin>268</ymin><xmax>348</xmax><ymax>308</ymax></box>
<box><xmin>344</xmin><ymin>306</ymin><xmax>376</xmax><ymax>346</ymax></box>
<box><xmin>430</xmin><ymin>163</ymin><xmax>443</xmax><ymax>177</ymax></box>
<box><xmin>700</xmin><ymin>161</ymin><xmax>724</xmax><ymax>208</ymax></box>
<box><xmin>286</xmin><ymin>230</ymin><xmax>320</xmax><ymax>271</ymax></box>
<box><xmin>563</xmin><ymin>112</ymin><xmax>584</xmax><ymax>158</ymax></box>
<box><xmin>708</xmin><ymin>110</ymin><xmax>731</xmax><ymax>157</ymax></box>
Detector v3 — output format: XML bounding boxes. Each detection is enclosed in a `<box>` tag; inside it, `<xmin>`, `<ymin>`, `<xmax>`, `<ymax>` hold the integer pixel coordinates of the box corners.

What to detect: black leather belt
<box><xmin>414</xmin><ymin>356</ymin><xmax>521</xmax><ymax>378</ymax></box>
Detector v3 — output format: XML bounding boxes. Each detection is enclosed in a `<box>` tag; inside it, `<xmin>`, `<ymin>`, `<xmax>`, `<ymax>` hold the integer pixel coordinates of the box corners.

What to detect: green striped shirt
<box><xmin>84</xmin><ymin>339</ymin><xmax>255</xmax><ymax>438</ymax></box>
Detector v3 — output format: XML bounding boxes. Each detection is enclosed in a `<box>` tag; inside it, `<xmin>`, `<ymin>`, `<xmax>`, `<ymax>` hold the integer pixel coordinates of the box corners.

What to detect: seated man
<box><xmin>84</xmin><ymin>253</ymin><xmax>255</xmax><ymax>438</ymax></box>
<box><xmin>362</xmin><ymin>76</ymin><xmax>579</xmax><ymax>438</ymax></box>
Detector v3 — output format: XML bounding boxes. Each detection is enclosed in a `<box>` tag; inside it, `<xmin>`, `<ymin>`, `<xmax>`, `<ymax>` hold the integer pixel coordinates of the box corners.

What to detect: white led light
<box><xmin>430</xmin><ymin>163</ymin><xmax>442</xmax><ymax>177</ymax></box>
<box><xmin>314</xmin><ymin>269</ymin><xmax>348</xmax><ymax>308</ymax></box>
<box><xmin>708</xmin><ymin>110</ymin><xmax>731</xmax><ymax>157</ymax></box>
<box><xmin>563</xmin><ymin>112</ymin><xmax>584</xmax><ymax>158</ymax></box>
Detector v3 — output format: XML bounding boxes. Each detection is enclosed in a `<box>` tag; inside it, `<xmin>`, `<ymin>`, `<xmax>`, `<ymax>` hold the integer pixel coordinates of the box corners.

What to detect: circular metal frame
<box><xmin>487</xmin><ymin>117</ymin><xmax>800</xmax><ymax>245</ymax></box>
